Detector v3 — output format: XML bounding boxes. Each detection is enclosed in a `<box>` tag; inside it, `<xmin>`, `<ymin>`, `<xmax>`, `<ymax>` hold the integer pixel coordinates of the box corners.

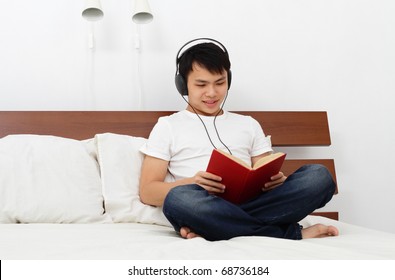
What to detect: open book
<box><xmin>206</xmin><ymin>149</ymin><xmax>286</xmax><ymax>204</ymax></box>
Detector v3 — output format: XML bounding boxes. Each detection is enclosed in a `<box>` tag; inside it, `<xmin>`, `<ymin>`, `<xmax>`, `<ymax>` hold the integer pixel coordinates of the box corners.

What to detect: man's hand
<box><xmin>262</xmin><ymin>172</ymin><xmax>287</xmax><ymax>191</ymax></box>
<box><xmin>192</xmin><ymin>171</ymin><xmax>225</xmax><ymax>193</ymax></box>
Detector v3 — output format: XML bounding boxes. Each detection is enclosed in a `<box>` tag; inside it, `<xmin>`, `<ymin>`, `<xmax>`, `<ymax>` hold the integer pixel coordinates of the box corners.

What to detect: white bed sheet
<box><xmin>1</xmin><ymin>216</ymin><xmax>395</xmax><ymax>260</ymax></box>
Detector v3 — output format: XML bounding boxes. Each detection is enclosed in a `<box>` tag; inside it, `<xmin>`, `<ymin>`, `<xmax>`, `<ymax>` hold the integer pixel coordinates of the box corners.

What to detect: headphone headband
<box><xmin>175</xmin><ymin>38</ymin><xmax>232</xmax><ymax>96</ymax></box>
<box><xmin>175</xmin><ymin>38</ymin><xmax>229</xmax><ymax>66</ymax></box>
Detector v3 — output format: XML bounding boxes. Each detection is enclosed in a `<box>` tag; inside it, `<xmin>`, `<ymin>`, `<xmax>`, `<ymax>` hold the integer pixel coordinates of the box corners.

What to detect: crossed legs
<box><xmin>163</xmin><ymin>164</ymin><xmax>338</xmax><ymax>241</ymax></box>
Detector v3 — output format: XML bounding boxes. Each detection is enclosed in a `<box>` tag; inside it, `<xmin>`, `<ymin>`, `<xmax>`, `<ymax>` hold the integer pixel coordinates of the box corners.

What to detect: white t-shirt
<box><xmin>140</xmin><ymin>110</ymin><xmax>272</xmax><ymax>182</ymax></box>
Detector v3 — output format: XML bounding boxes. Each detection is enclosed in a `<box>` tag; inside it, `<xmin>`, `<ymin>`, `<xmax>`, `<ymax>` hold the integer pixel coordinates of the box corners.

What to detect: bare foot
<box><xmin>180</xmin><ymin>227</ymin><xmax>201</xmax><ymax>239</ymax></box>
<box><xmin>302</xmin><ymin>223</ymin><xmax>339</xmax><ymax>238</ymax></box>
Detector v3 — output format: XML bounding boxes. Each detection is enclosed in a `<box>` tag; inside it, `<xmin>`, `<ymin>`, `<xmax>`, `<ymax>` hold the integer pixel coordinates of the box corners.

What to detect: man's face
<box><xmin>186</xmin><ymin>63</ymin><xmax>228</xmax><ymax>116</ymax></box>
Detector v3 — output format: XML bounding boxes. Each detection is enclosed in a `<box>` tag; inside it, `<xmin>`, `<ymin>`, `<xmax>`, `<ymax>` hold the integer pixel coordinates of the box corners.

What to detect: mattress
<box><xmin>1</xmin><ymin>216</ymin><xmax>394</xmax><ymax>260</ymax></box>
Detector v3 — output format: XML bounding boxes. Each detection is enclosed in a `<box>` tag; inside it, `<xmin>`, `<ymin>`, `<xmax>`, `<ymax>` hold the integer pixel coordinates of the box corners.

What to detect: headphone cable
<box><xmin>181</xmin><ymin>94</ymin><xmax>232</xmax><ymax>155</ymax></box>
<box><xmin>213</xmin><ymin>92</ymin><xmax>232</xmax><ymax>155</ymax></box>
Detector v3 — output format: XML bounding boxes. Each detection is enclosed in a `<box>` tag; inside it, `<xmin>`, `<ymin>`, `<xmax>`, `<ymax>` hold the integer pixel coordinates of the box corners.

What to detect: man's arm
<box><xmin>139</xmin><ymin>155</ymin><xmax>187</xmax><ymax>207</ymax></box>
<box><xmin>139</xmin><ymin>155</ymin><xmax>225</xmax><ymax>207</ymax></box>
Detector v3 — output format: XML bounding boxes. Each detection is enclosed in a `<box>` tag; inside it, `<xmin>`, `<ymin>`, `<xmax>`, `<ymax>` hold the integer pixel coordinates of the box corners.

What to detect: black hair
<box><xmin>178</xmin><ymin>42</ymin><xmax>231</xmax><ymax>82</ymax></box>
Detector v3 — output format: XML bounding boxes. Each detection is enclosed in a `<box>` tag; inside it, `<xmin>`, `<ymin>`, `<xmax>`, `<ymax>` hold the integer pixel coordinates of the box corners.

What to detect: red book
<box><xmin>206</xmin><ymin>149</ymin><xmax>286</xmax><ymax>204</ymax></box>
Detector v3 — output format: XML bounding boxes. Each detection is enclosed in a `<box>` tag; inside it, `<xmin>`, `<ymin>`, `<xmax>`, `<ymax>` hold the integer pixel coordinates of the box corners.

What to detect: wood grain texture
<box><xmin>0</xmin><ymin>111</ymin><xmax>330</xmax><ymax>145</ymax></box>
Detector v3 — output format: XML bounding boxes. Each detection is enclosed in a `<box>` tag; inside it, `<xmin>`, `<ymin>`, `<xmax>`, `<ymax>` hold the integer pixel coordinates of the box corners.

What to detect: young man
<box><xmin>139</xmin><ymin>38</ymin><xmax>338</xmax><ymax>241</ymax></box>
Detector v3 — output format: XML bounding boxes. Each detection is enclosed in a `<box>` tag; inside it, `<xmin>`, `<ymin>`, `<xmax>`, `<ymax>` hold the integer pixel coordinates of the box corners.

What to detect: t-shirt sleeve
<box><xmin>139</xmin><ymin>117</ymin><xmax>173</xmax><ymax>161</ymax></box>
<box><xmin>250</xmin><ymin>117</ymin><xmax>273</xmax><ymax>157</ymax></box>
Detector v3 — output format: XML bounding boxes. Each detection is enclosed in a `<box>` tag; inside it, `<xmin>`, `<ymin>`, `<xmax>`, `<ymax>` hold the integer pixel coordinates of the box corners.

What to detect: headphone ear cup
<box><xmin>227</xmin><ymin>70</ymin><xmax>232</xmax><ymax>90</ymax></box>
<box><xmin>175</xmin><ymin>74</ymin><xmax>188</xmax><ymax>96</ymax></box>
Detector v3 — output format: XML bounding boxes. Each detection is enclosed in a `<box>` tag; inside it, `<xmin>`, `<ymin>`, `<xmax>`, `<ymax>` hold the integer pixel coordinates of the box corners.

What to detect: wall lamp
<box><xmin>132</xmin><ymin>0</ymin><xmax>154</xmax><ymax>24</ymax></box>
<box><xmin>82</xmin><ymin>0</ymin><xmax>104</xmax><ymax>21</ymax></box>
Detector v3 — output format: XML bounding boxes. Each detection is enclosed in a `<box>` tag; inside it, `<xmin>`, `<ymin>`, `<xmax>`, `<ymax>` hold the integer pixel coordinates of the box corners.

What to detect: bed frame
<box><xmin>0</xmin><ymin>111</ymin><xmax>338</xmax><ymax>220</ymax></box>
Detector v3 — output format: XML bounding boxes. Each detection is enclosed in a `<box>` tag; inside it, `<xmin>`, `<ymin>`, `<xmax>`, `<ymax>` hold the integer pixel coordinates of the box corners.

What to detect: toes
<box><xmin>180</xmin><ymin>227</ymin><xmax>190</xmax><ymax>238</ymax></box>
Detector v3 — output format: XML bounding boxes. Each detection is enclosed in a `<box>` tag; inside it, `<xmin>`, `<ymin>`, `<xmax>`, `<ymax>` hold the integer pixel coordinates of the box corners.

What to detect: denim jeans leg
<box><xmin>163</xmin><ymin>184</ymin><xmax>302</xmax><ymax>241</ymax></box>
<box><xmin>240</xmin><ymin>164</ymin><xmax>336</xmax><ymax>225</ymax></box>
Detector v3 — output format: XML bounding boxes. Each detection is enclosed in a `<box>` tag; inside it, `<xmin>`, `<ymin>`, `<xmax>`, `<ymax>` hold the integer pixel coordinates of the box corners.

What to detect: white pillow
<box><xmin>0</xmin><ymin>135</ymin><xmax>111</xmax><ymax>223</ymax></box>
<box><xmin>95</xmin><ymin>133</ymin><xmax>171</xmax><ymax>226</ymax></box>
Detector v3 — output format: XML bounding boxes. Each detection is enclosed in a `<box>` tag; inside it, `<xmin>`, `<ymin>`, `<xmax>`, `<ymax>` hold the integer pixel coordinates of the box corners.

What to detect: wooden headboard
<box><xmin>0</xmin><ymin>111</ymin><xmax>338</xmax><ymax>219</ymax></box>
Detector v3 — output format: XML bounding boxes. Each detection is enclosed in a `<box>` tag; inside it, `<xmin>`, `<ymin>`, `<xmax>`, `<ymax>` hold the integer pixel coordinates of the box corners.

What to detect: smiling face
<box><xmin>186</xmin><ymin>63</ymin><xmax>228</xmax><ymax>116</ymax></box>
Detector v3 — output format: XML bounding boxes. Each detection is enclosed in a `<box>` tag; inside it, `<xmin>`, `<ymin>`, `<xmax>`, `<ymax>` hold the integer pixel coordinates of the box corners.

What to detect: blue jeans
<box><xmin>163</xmin><ymin>164</ymin><xmax>336</xmax><ymax>241</ymax></box>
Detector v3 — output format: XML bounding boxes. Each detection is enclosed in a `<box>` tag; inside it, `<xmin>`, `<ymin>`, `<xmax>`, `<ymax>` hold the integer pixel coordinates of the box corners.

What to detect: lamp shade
<box><xmin>82</xmin><ymin>0</ymin><xmax>104</xmax><ymax>21</ymax></box>
<box><xmin>132</xmin><ymin>0</ymin><xmax>153</xmax><ymax>24</ymax></box>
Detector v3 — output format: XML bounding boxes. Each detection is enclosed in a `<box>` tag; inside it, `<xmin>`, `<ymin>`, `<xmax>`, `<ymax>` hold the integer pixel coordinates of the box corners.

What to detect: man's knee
<box><xmin>163</xmin><ymin>184</ymin><xmax>203</xmax><ymax>213</ymax></box>
<box><xmin>298</xmin><ymin>164</ymin><xmax>336</xmax><ymax>195</ymax></box>
<box><xmin>165</xmin><ymin>183</ymin><xmax>201</xmax><ymax>200</ymax></box>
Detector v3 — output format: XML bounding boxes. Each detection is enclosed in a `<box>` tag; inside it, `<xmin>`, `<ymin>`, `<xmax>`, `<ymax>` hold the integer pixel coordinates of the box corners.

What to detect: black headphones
<box><xmin>175</xmin><ymin>38</ymin><xmax>232</xmax><ymax>96</ymax></box>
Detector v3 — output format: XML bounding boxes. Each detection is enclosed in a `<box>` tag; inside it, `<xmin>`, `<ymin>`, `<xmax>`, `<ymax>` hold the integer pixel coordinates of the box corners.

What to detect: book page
<box><xmin>216</xmin><ymin>149</ymin><xmax>251</xmax><ymax>169</ymax></box>
<box><xmin>252</xmin><ymin>152</ymin><xmax>285</xmax><ymax>170</ymax></box>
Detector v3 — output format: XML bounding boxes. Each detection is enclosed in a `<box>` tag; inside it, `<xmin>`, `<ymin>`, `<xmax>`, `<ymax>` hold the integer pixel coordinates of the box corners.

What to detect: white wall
<box><xmin>1</xmin><ymin>0</ymin><xmax>394</xmax><ymax>233</ymax></box>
